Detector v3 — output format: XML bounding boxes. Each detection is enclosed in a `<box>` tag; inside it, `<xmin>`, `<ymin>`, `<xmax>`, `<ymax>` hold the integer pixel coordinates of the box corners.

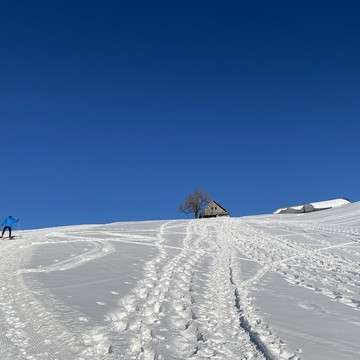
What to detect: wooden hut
<box><xmin>200</xmin><ymin>200</ymin><xmax>230</xmax><ymax>218</ymax></box>
<box><xmin>275</xmin><ymin>204</ymin><xmax>315</xmax><ymax>214</ymax></box>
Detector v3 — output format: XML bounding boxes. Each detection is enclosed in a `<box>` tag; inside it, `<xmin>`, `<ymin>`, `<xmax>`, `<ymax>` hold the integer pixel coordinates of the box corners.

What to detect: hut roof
<box><xmin>311</xmin><ymin>198</ymin><xmax>351</xmax><ymax>209</ymax></box>
<box><xmin>209</xmin><ymin>200</ymin><xmax>229</xmax><ymax>213</ymax></box>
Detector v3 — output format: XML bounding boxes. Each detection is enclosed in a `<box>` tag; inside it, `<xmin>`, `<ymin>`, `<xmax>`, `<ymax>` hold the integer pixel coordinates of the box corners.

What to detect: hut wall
<box><xmin>201</xmin><ymin>201</ymin><xmax>229</xmax><ymax>218</ymax></box>
<box><xmin>302</xmin><ymin>204</ymin><xmax>315</xmax><ymax>213</ymax></box>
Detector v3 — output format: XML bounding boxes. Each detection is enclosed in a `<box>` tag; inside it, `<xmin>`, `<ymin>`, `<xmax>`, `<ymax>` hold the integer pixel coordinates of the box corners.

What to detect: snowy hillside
<box><xmin>1</xmin><ymin>202</ymin><xmax>360</xmax><ymax>359</ymax></box>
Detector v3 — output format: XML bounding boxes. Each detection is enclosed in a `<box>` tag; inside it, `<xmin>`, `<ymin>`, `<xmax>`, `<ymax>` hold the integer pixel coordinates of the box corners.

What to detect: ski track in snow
<box><xmin>0</xmin><ymin>211</ymin><xmax>360</xmax><ymax>358</ymax></box>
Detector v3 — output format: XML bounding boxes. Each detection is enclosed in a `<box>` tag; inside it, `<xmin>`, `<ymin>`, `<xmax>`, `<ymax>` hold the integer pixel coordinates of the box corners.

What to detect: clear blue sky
<box><xmin>1</xmin><ymin>1</ymin><xmax>359</xmax><ymax>229</ymax></box>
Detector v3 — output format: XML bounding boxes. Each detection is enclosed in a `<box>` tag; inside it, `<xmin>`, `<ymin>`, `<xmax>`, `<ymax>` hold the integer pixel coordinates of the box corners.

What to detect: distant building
<box><xmin>274</xmin><ymin>198</ymin><xmax>351</xmax><ymax>214</ymax></box>
<box><xmin>200</xmin><ymin>200</ymin><xmax>230</xmax><ymax>218</ymax></box>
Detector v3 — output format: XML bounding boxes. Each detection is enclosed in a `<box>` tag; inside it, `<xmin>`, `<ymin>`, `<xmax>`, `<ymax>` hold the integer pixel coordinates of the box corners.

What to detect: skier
<box><xmin>0</xmin><ymin>216</ymin><xmax>20</xmax><ymax>239</ymax></box>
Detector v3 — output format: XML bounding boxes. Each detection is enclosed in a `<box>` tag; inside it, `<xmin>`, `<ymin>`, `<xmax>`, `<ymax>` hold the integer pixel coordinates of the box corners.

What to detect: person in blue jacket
<box><xmin>0</xmin><ymin>216</ymin><xmax>19</xmax><ymax>238</ymax></box>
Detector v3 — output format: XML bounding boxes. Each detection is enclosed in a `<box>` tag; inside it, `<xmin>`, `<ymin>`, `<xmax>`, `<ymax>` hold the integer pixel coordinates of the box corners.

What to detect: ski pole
<box><xmin>18</xmin><ymin>219</ymin><xmax>22</xmax><ymax>238</ymax></box>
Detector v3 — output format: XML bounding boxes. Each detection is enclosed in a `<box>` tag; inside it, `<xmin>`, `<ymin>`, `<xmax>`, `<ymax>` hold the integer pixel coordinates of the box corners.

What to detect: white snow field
<box><xmin>1</xmin><ymin>202</ymin><xmax>360</xmax><ymax>359</ymax></box>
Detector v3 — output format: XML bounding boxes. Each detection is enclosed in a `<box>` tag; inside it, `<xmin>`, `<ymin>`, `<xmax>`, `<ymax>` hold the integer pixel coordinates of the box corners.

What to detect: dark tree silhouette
<box><xmin>178</xmin><ymin>189</ymin><xmax>212</xmax><ymax>219</ymax></box>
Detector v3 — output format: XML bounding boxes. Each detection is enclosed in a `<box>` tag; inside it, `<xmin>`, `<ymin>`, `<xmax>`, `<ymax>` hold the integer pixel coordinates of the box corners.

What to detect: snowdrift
<box><xmin>2</xmin><ymin>202</ymin><xmax>360</xmax><ymax>359</ymax></box>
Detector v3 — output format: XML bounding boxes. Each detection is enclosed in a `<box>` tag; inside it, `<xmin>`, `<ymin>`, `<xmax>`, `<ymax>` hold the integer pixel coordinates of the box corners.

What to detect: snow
<box><xmin>310</xmin><ymin>198</ymin><xmax>351</xmax><ymax>210</ymax></box>
<box><xmin>2</xmin><ymin>203</ymin><xmax>360</xmax><ymax>359</ymax></box>
<box><xmin>274</xmin><ymin>198</ymin><xmax>350</xmax><ymax>214</ymax></box>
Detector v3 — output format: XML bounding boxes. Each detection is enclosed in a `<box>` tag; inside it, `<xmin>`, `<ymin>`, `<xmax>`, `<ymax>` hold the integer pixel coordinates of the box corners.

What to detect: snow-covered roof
<box><xmin>289</xmin><ymin>205</ymin><xmax>303</xmax><ymax>210</ymax></box>
<box><xmin>310</xmin><ymin>198</ymin><xmax>351</xmax><ymax>209</ymax></box>
<box><xmin>274</xmin><ymin>208</ymin><xmax>286</xmax><ymax>214</ymax></box>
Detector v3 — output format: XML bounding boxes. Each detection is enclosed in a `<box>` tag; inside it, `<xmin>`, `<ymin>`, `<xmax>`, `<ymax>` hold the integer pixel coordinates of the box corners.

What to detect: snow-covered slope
<box><xmin>2</xmin><ymin>202</ymin><xmax>360</xmax><ymax>359</ymax></box>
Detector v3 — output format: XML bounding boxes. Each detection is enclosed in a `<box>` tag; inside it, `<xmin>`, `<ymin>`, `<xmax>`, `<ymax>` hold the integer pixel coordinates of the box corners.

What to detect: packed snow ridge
<box><xmin>1</xmin><ymin>201</ymin><xmax>360</xmax><ymax>359</ymax></box>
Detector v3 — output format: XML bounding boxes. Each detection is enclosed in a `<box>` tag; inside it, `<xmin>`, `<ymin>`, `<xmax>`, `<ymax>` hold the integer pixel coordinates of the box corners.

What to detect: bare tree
<box><xmin>178</xmin><ymin>189</ymin><xmax>212</xmax><ymax>219</ymax></box>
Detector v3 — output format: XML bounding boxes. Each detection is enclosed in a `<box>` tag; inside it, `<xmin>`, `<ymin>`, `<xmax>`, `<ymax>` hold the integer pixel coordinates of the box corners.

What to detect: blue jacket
<box><xmin>1</xmin><ymin>217</ymin><xmax>19</xmax><ymax>227</ymax></box>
